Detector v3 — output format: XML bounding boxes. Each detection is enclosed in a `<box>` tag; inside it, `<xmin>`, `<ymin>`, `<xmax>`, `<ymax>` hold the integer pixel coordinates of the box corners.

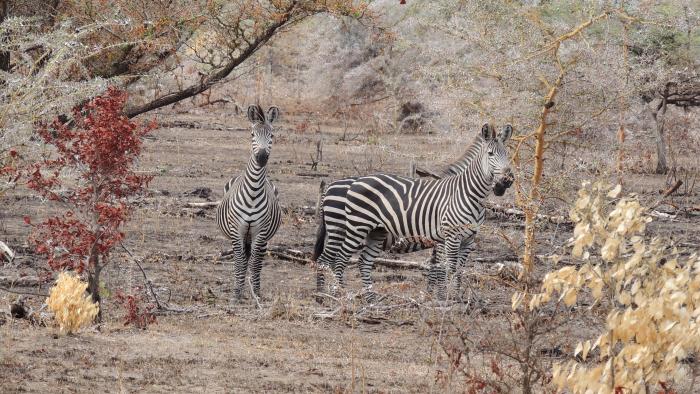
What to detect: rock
<box><xmin>10</xmin><ymin>303</ymin><xmax>27</xmax><ymax>319</ymax></box>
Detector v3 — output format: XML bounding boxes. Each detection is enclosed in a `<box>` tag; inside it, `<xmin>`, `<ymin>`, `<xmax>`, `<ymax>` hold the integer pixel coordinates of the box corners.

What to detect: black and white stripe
<box><xmin>312</xmin><ymin>128</ymin><xmax>486</xmax><ymax>296</ymax></box>
<box><xmin>313</xmin><ymin>124</ymin><xmax>513</xmax><ymax>300</ymax></box>
<box><xmin>217</xmin><ymin>105</ymin><xmax>282</xmax><ymax>301</ymax></box>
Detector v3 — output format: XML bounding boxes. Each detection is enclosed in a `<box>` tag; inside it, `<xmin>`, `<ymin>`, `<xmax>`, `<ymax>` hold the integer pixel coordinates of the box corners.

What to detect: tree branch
<box><xmin>124</xmin><ymin>2</ymin><xmax>299</xmax><ymax>118</ymax></box>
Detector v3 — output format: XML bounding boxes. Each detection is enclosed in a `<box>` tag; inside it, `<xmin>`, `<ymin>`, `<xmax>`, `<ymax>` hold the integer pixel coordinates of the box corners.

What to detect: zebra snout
<box><xmin>255</xmin><ymin>151</ymin><xmax>269</xmax><ymax>166</ymax></box>
<box><xmin>493</xmin><ymin>169</ymin><xmax>514</xmax><ymax>196</ymax></box>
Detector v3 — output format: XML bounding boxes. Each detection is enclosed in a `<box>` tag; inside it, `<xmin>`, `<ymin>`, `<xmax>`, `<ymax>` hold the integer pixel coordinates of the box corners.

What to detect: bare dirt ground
<box><xmin>2</xmin><ymin>107</ymin><xmax>699</xmax><ymax>393</ymax></box>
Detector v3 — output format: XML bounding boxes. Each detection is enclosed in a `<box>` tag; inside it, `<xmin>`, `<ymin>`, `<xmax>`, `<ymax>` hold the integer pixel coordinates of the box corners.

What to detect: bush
<box><xmin>46</xmin><ymin>272</ymin><xmax>100</xmax><ymax>335</ymax></box>
<box><xmin>523</xmin><ymin>181</ymin><xmax>700</xmax><ymax>393</ymax></box>
<box><xmin>114</xmin><ymin>289</ymin><xmax>156</xmax><ymax>329</ymax></box>
<box><xmin>25</xmin><ymin>87</ymin><xmax>155</xmax><ymax>319</ymax></box>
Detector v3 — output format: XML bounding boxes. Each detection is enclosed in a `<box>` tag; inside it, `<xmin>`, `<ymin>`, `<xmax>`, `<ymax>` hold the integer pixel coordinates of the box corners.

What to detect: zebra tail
<box><xmin>312</xmin><ymin>218</ymin><xmax>326</xmax><ymax>262</ymax></box>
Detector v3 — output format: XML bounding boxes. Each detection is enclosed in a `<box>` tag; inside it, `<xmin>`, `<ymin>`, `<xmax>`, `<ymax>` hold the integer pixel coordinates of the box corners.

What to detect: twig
<box><xmin>120</xmin><ymin>242</ymin><xmax>163</xmax><ymax>310</ymax></box>
<box><xmin>651</xmin><ymin>180</ymin><xmax>683</xmax><ymax>209</ymax></box>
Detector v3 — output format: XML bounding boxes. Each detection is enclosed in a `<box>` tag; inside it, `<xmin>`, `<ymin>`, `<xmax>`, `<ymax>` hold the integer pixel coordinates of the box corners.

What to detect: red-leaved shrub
<box><xmin>114</xmin><ymin>289</ymin><xmax>157</xmax><ymax>329</ymax></box>
<box><xmin>25</xmin><ymin>87</ymin><xmax>155</xmax><ymax>319</ymax></box>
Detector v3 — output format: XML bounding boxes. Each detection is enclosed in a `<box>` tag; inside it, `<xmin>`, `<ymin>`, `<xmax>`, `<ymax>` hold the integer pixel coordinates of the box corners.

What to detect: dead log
<box><xmin>415</xmin><ymin>166</ymin><xmax>442</xmax><ymax>179</ymax></box>
<box><xmin>296</xmin><ymin>172</ymin><xmax>329</xmax><ymax>178</ymax></box>
<box><xmin>185</xmin><ymin>201</ymin><xmax>319</xmax><ymax>215</ymax></box>
<box><xmin>221</xmin><ymin>247</ymin><xmax>522</xmax><ymax>271</ymax></box>
<box><xmin>185</xmin><ymin>201</ymin><xmax>219</xmax><ymax>209</ymax></box>
<box><xmin>0</xmin><ymin>276</ymin><xmax>42</xmax><ymax>287</ymax></box>
<box><xmin>0</xmin><ymin>241</ymin><xmax>14</xmax><ymax>262</ymax></box>
<box><xmin>484</xmin><ymin>202</ymin><xmax>571</xmax><ymax>225</ymax></box>
<box><xmin>222</xmin><ymin>247</ymin><xmax>428</xmax><ymax>270</ymax></box>
<box><xmin>158</xmin><ymin>120</ymin><xmax>247</xmax><ymax>132</ymax></box>
<box><xmin>651</xmin><ymin>180</ymin><xmax>683</xmax><ymax>209</ymax></box>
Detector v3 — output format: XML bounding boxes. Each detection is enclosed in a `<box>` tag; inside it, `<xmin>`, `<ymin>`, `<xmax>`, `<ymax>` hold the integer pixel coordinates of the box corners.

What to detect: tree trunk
<box><xmin>0</xmin><ymin>0</ymin><xmax>10</xmax><ymax>73</ymax></box>
<box><xmin>87</xmin><ymin>255</ymin><xmax>102</xmax><ymax>322</ymax></box>
<box><xmin>651</xmin><ymin>98</ymin><xmax>669</xmax><ymax>174</ymax></box>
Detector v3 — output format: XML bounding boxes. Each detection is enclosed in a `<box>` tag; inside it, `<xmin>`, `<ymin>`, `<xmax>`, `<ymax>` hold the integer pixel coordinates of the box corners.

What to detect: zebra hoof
<box><xmin>231</xmin><ymin>291</ymin><xmax>245</xmax><ymax>304</ymax></box>
<box><xmin>315</xmin><ymin>293</ymin><xmax>327</xmax><ymax>305</ymax></box>
<box><xmin>362</xmin><ymin>291</ymin><xmax>379</xmax><ymax>305</ymax></box>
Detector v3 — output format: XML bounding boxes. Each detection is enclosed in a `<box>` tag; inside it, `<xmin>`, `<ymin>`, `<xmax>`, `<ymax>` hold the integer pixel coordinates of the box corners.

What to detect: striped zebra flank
<box><xmin>313</xmin><ymin>124</ymin><xmax>513</xmax><ymax>302</ymax></box>
<box><xmin>217</xmin><ymin>105</ymin><xmax>282</xmax><ymax>302</ymax></box>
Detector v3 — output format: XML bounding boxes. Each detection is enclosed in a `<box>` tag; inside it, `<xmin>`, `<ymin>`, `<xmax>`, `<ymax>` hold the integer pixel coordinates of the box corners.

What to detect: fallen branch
<box><xmin>121</xmin><ymin>243</ymin><xmax>163</xmax><ymax>310</ymax></box>
<box><xmin>185</xmin><ymin>201</ymin><xmax>319</xmax><ymax>216</ymax></box>
<box><xmin>415</xmin><ymin>166</ymin><xmax>442</xmax><ymax>179</ymax></box>
<box><xmin>296</xmin><ymin>172</ymin><xmax>329</xmax><ymax>178</ymax></box>
<box><xmin>0</xmin><ymin>285</ymin><xmax>48</xmax><ymax>297</ymax></box>
<box><xmin>485</xmin><ymin>202</ymin><xmax>571</xmax><ymax>225</ymax></box>
<box><xmin>121</xmin><ymin>243</ymin><xmax>196</xmax><ymax>314</ymax></box>
<box><xmin>651</xmin><ymin>180</ymin><xmax>683</xmax><ymax>209</ymax></box>
<box><xmin>650</xmin><ymin>210</ymin><xmax>677</xmax><ymax>220</ymax></box>
<box><xmin>185</xmin><ymin>201</ymin><xmax>219</xmax><ymax>209</ymax></box>
<box><xmin>0</xmin><ymin>276</ymin><xmax>43</xmax><ymax>287</ymax></box>
<box><xmin>221</xmin><ymin>247</ymin><xmax>523</xmax><ymax>271</ymax></box>
<box><xmin>158</xmin><ymin>120</ymin><xmax>246</xmax><ymax>132</ymax></box>
<box><xmin>198</xmin><ymin>98</ymin><xmax>232</xmax><ymax>107</ymax></box>
<box><xmin>0</xmin><ymin>241</ymin><xmax>15</xmax><ymax>262</ymax></box>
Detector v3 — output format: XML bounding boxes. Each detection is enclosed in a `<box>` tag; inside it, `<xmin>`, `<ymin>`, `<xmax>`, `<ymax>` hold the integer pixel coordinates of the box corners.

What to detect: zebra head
<box><xmin>480</xmin><ymin>124</ymin><xmax>513</xmax><ymax>196</ymax></box>
<box><xmin>247</xmin><ymin>105</ymin><xmax>279</xmax><ymax>167</ymax></box>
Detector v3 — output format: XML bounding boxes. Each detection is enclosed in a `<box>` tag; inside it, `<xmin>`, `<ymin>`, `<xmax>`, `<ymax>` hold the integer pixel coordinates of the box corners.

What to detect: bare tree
<box><xmin>646</xmin><ymin>78</ymin><xmax>700</xmax><ymax>174</ymax></box>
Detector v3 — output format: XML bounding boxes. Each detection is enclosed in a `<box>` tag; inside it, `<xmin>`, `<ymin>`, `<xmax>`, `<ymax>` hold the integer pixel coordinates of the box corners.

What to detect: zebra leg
<box><xmin>439</xmin><ymin>237</ymin><xmax>461</xmax><ymax>301</ymax></box>
<box><xmin>333</xmin><ymin>226</ymin><xmax>370</xmax><ymax>294</ymax></box>
<box><xmin>427</xmin><ymin>242</ymin><xmax>446</xmax><ymax>296</ymax></box>
<box><xmin>453</xmin><ymin>237</ymin><xmax>475</xmax><ymax>301</ymax></box>
<box><xmin>231</xmin><ymin>239</ymin><xmax>250</xmax><ymax>302</ymax></box>
<box><xmin>315</xmin><ymin>247</ymin><xmax>338</xmax><ymax>303</ymax></box>
<box><xmin>358</xmin><ymin>230</ymin><xmax>386</xmax><ymax>304</ymax></box>
<box><xmin>249</xmin><ymin>239</ymin><xmax>267</xmax><ymax>302</ymax></box>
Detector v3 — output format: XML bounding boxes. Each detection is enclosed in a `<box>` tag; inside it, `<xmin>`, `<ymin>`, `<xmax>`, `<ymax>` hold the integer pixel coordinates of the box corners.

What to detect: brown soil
<box><xmin>2</xmin><ymin>108</ymin><xmax>699</xmax><ymax>393</ymax></box>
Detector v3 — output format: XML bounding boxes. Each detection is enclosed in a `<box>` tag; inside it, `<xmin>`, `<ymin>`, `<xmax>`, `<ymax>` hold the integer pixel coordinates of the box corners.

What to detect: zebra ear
<box><xmin>266</xmin><ymin>106</ymin><xmax>280</xmax><ymax>123</ymax></box>
<box><xmin>480</xmin><ymin>123</ymin><xmax>493</xmax><ymax>140</ymax></box>
<box><xmin>247</xmin><ymin>105</ymin><xmax>265</xmax><ymax>123</ymax></box>
<box><xmin>499</xmin><ymin>125</ymin><xmax>513</xmax><ymax>142</ymax></box>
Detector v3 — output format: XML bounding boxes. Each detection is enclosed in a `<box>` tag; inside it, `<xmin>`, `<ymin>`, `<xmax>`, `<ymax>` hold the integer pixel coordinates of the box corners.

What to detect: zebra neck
<box><xmin>457</xmin><ymin>157</ymin><xmax>492</xmax><ymax>204</ymax></box>
<box><xmin>243</xmin><ymin>156</ymin><xmax>268</xmax><ymax>191</ymax></box>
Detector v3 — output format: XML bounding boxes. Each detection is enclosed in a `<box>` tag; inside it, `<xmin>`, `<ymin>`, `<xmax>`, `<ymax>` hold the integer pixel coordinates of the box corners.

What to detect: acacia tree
<box><xmin>628</xmin><ymin>4</ymin><xmax>699</xmax><ymax>174</ymax></box>
<box><xmin>394</xmin><ymin>1</ymin><xmax>697</xmax><ymax>391</ymax></box>
<box><xmin>25</xmin><ymin>87</ymin><xmax>154</xmax><ymax>319</ymax></box>
<box><xmin>1</xmin><ymin>0</ymin><xmax>371</xmax><ymax>194</ymax></box>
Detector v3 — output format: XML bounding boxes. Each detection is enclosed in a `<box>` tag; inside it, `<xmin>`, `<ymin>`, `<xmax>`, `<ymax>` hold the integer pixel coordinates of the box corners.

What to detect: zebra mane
<box><xmin>439</xmin><ymin>133</ymin><xmax>486</xmax><ymax>177</ymax></box>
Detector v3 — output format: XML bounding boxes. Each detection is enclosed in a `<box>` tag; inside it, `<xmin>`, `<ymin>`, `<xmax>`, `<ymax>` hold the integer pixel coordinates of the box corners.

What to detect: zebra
<box><xmin>313</xmin><ymin>124</ymin><xmax>513</xmax><ymax>300</ymax></box>
<box><xmin>312</xmin><ymin>126</ymin><xmax>488</xmax><ymax>298</ymax></box>
<box><xmin>217</xmin><ymin>105</ymin><xmax>282</xmax><ymax>302</ymax></box>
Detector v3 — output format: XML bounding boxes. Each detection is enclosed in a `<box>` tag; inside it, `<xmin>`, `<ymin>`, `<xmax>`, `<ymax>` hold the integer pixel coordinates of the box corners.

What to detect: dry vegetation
<box><xmin>2</xmin><ymin>0</ymin><xmax>700</xmax><ymax>392</ymax></box>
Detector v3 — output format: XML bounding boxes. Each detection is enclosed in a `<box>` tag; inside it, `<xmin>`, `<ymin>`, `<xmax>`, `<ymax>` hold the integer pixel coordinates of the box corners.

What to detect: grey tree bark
<box><xmin>650</xmin><ymin>97</ymin><xmax>669</xmax><ymax>175</ymax></box>
<box><xmin>0</xmin><ymin>0</ymin><xmax>9</xmax><ymax>72</ymax></box>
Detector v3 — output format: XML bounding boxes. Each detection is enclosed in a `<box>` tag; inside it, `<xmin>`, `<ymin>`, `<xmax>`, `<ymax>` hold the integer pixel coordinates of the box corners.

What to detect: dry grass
<box><xmin>1</xmin><ymin>108</ymin><xmax>699</xmax><ymax>392</ymax></box>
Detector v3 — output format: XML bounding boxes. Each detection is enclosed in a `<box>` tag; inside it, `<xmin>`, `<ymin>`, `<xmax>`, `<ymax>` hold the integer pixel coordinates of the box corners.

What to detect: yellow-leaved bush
<box><xmin>46</xmin><ymin>272</ymin><xmax>99</xmax><ymax>334</ymax></box>
<box><xmin>513</xmin><ymin>181</ymin><xmax>700</xmax><ymax>393</ymax></box>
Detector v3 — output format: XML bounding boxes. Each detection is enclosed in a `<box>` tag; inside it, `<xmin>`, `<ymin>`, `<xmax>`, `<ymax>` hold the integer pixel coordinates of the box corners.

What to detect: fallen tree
<box><xmin>220</xmin><ymin>247</ymin><xmax>523</xmax><ymax>271</ymax></box>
